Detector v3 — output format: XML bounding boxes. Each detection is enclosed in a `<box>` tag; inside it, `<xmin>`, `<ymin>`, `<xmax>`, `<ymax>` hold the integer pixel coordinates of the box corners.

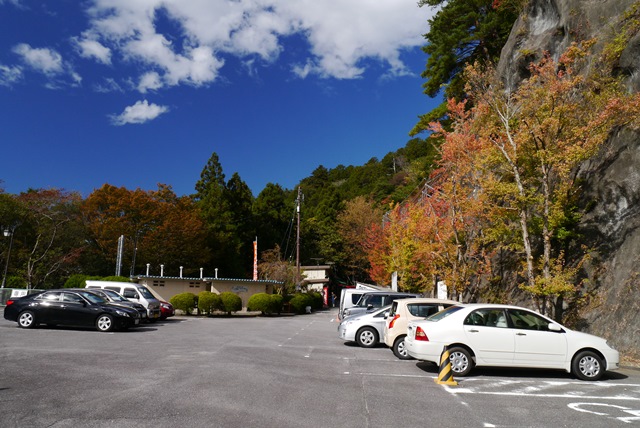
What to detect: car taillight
<box><xmin>415</xmin><ymin>326</ymin><xmax>429</xmax><ymax>341</ymax></box>
<box><xmin>389</xmin><ymin>314</ymin><xmax>400</xmax><ymax>329</ymax></box>
<box><xmin>6</xmin><ymin>299</ymin><xmax>15</xmax><ymax>306</ymax></box>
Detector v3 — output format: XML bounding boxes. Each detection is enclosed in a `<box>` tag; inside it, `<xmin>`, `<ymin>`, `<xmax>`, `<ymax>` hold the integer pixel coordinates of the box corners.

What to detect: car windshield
<box><xmin>357</xmin><ymin>294</ymin><xmax>383</xmax><ymax>307</ymax></box>
<box><xmin>425</xmin><ymin>305</ymin><xmax>464</xmax><ymax>322</ymax></box>
<box><xmin>138</xmin><ymin>286</ymin><xmax>155</xmax><ymax>299</ymax></box>
<box><xmin>102</xmin><ymin>289</ymin><xmax>127</xmax><ymax>302</ymax></box>
<box><xmin>79</xmin><ymin>291</ymin><xmax>107</xmax><ymax>304</ymax></box>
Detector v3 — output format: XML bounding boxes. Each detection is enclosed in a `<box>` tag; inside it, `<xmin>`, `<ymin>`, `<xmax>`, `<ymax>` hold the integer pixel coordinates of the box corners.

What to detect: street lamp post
<box><xmin>1</xmin><ymin>225</ymin><xmax>17</xmax><ymax>289</ymax></box>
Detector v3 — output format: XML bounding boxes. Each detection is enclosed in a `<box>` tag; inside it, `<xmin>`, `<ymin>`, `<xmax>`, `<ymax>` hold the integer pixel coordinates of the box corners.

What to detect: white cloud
<box><xmin>13</xmin><ymin>43</ymin><xmax>64</xmax><ymax>75</ymax></box>
<box><xmin>11</xmin><ymin>43</ymin><xmax>81</xmax><ymax>88</ymax></box>
<box><xmin>74</xmin><ymin>36</ymin><xmax>112</xmax><ymax>65</ymax></box>
<box><xmin>110</xmin><ymin>99</ymin><xmax>169</xmax><ymax>125</ymax></box>
<box><xmin>0</xmin><ymin>64</ymin><xmax>23</xmax><ymax>86</ymax></box>
<box><xmin>81</xmin><ymin>0</ymin><xmax>434</xmax><ymax>87</ymax></box>
<box><xmin>138</xmin><ymin>71</ymin><xmax>163</xmax><ymax>93</ymax></box>
<box><xmin>94</xmin><ymin>77</ymin><xmax>124</xmax><ymax>93</ymax></box>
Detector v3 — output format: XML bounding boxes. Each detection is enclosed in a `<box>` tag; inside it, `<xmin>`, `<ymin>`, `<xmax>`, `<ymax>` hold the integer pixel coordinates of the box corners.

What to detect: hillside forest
<box><xmin>3</xmin><ymin>0</ymin><xmax>640</xmax><ymax>324</ymax></box>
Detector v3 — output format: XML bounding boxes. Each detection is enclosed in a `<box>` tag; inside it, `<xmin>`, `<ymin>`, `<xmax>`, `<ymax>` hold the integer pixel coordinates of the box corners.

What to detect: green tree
<box><xmin>411</xmin><ymin>0</ymin><xmax>524</xmax><ymax>135</ymax></box>
<box><xmin>253</xmin><ymin>183</ymin><xmax>293</xmax><ymax>251</ymax></box>
<box><xmin>194</xmin><ymin>153</ymin><xmax>255</xmax><ymax>278</ymax></box>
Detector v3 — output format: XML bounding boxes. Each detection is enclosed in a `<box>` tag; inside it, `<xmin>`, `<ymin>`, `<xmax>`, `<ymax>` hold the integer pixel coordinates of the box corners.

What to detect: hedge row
<box><xmin>169</xmin><ymin>291</ymin><xmax>242</xmax><ymax>315</ymax></box>
<box><xmin>169</xmin><ymin>291</ymin><xmax>326</xmax><ymax>316</ymax></box>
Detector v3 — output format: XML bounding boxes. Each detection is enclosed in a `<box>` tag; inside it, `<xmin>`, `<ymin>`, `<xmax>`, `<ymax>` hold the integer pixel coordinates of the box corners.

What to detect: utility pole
<box><xmin>296</xmin><ymin>186</ymin><xmax>302</xmax><ymax>288</ymax></box>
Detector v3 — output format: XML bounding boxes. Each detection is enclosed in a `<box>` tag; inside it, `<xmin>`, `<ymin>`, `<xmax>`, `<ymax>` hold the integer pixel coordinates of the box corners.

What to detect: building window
<box><xmin>153</xmin><ymin>280</ymin><xmax>165</xmax><ymax>287</ymax></box>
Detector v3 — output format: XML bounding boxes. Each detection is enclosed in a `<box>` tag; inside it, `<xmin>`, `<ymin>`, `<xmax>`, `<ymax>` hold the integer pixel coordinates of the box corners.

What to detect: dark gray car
<box><xmin>341</xmin><ymin>292</ymin><xmax>420</xmax><ymax>319</ymax></box>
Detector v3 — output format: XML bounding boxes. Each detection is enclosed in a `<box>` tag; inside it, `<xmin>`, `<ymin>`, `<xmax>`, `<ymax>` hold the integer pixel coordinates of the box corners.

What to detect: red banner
<box><xmin>253</xmin><ymin>239</ymin><xmax>258</xmax><ymax>280</ymax></box>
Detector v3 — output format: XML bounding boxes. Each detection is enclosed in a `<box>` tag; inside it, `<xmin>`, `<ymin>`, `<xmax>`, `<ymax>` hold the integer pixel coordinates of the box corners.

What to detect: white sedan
<box><xmin>338</xmin><ymin>305</ymin><xmax>390</xmax><ymax>348</ymax></box>
<box><xmin>405</xmin><ymin>304</ymin><xmax>619</xmax><ymax>381</ymax></box>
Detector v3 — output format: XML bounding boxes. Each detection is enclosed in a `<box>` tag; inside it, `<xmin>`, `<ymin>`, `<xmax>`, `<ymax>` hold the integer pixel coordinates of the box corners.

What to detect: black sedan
<box><xmin>67</xmin><ymin>288</ymin><xmax>148</xmax><ymax>321</ymax></box>
<box><xmin>4</xmin><ymin>289</ymin><xmax>141</xmax><ymax>332</ymax></box>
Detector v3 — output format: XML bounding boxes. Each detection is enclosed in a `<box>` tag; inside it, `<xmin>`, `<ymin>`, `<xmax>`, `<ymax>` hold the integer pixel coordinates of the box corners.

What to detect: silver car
<box><xmin>338</xmin><ymin>305</ymin><xmax>391</xmax><ymax>348</ymax></box>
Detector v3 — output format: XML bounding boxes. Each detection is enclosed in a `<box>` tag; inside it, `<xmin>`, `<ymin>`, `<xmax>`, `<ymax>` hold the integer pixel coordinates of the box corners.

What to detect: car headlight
<box><xmin>115</xmin><ymin>310</ymin><xmax>130</xmax><ymax>317</ymax></box>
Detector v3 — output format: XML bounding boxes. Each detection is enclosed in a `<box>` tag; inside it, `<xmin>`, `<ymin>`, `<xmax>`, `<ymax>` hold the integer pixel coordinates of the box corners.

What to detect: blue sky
<box><xmin>0</xmin><ymin>0</ymin><xmax>440</xmax><ymax>197</ymax></box>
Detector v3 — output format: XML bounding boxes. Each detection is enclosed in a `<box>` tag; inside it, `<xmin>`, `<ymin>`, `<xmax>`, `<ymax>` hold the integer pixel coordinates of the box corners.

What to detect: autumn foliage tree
<box><xmin>455</xmin><ymin>41</ymin><xmax>640</xmax><ymax>317</ymax></box>
<box><xmin>82</xmin><ymin>184</ymin><xmax>209</xmax><ymax>277</ymax></box>
<box><xmin>14</xmin><ymin>189</ymin><xmax>85</xmax><ymax>288</ymax></box>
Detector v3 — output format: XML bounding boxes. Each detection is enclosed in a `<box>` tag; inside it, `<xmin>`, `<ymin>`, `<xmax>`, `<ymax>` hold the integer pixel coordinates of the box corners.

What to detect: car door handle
<box><xmin>468</xmin><ymin>329</ymin><xmax>479</xmax><ymax>333</ymax></box>
<box><xmin>516</xmin><ymin>332</ymin><xmax>527</xmax><ymax>336</ymax></box>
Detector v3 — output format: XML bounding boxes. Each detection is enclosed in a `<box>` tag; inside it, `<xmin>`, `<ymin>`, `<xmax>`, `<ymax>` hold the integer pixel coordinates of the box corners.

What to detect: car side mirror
<box><xmin>367</xmin><ymin>304</ymin><xmax>373</xmax><ymax>310</ymax></box>
<box><xmin>548</xmin><ymin>323</ymin><xmax>562</xmax><ymax>332</ymax></box>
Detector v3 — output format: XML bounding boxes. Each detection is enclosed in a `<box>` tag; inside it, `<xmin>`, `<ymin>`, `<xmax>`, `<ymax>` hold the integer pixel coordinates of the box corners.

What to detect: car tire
<box><xmin>18</xmin><ymin>311</ymin><xmax>37</xmax><ymax>329</ymax></box>
<box><xmin>572</xmin><ymin>350</ymin><xmax>604</xmax><ymax>381</ymax></box>
<box><xmin>448</xmin><ymin>346</ymin><xmax>474</xmax><ymax>377</ymax></box>
<box><xmin>356</xmin><ymin>327</ymin><xmax>379</xmax><ymax>348</ymax></box>
<box><xmin>392</xmin><ymin>336</ymin><xmax>414</xmax><ymax>360</ymax></box>
<box><xmin>96</xmin><ymin>314</ymin><xmax>115</xmax><ymax>332</ymax></box>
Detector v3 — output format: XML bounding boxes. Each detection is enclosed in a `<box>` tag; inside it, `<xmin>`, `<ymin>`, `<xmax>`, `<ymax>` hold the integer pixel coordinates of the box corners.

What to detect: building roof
<box><xmin>135</xmin><ymin>275</ymin><xmax>283</xmax><ymax>284</ymax></box>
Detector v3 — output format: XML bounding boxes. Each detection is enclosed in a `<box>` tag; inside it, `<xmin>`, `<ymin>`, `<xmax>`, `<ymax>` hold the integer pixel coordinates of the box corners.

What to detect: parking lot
<box><xmin>1</xmin><ymin>308</ymin><xmax>640</xmax><ymax>427</ymax></box>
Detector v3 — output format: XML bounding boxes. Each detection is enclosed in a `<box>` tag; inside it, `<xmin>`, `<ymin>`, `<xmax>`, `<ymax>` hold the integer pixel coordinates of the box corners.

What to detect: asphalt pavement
<box><xmin>1</xmin><ymin>308</ymin><xmax>639</xmax><ymax>427</ymax></box>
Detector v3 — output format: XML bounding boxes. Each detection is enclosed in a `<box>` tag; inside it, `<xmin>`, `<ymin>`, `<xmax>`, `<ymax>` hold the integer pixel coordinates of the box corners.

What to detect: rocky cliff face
<box><xmin>498</xmin><ymin>0</ymin><xmax>640</xmax><ymax>361</ymax></box>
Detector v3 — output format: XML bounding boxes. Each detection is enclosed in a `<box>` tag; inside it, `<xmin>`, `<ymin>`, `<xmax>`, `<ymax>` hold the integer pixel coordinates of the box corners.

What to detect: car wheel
<box><xmin>18</xmin><ymin>311</ymin><xmax>37</xmax><ymax>329</ymax></box>
<box><xmin>572</xmin><ymin>350</ymin><xmax>604</xmax><ymax>381</ymax></box>
<box><xmin>392</xmin><ymin>336</ymin><xmax>413</xmax><ymax>360</ymax></box>
<box><xmin>356</xmin><ymin>327</ymin><xmax>379</xmax><ymax>348</ymax></box>
<box><xmin>96</xmin><ymin>314</ymin><xmax>115</xmax><ymax>332</ymax></box>
<box><xmin>448</xmin><ymin>346</ymin><xmax>474</xmax><ymax>377</ymax></box>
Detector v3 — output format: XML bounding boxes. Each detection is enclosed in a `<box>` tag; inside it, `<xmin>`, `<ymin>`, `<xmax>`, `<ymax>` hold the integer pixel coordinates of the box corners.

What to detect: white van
<box><xmin>85</xmin><ymin>281</ymin><xmax>162</xmax><ymax>320</ymax></box>
<box><xmin>339</xmin><ymin>283</ymin><xmax>390</xmax><ymax>320</ymax></box>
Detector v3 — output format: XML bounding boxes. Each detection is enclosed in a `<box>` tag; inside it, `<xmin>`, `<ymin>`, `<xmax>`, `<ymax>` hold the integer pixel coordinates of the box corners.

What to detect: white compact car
<box><xmin>383</xmin><ymin>298</ymin><xmax>458</xmax><ymax>360</ymax></box>
<box><xmin>404</xmin><ymin>304</ymin><xmax>619</xmax><ymax>381</ymax></box>
<box><xmin>338</xmin><ymin>305</ymin><xmax>391</xmax><ymax>348</ymax></box>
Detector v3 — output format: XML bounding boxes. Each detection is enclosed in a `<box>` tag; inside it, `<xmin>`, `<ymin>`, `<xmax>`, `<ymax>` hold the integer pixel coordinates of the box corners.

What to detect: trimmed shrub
<box><xmin>218</xmin><ymin>292</ymin><xmax>242</xmax><ymax>315</ymax></box>
<box><xmin>269</xmin><ymin>294</ymin><xmax>284</xmax><ymax>314</ymax></box>
<box><xmin>289</xmin><ymin>293</ymin><xmax>314</xmax><ymax>314</ymax></box>
<box><xmin>99</xmin><ymin>276</ymin><xmax>132</xmax><ymax>282</ymax></box>
<box><xmin>170</xmin><ymin>292</ymin><xmax>198</xmax><ymax>315</ymax></box>
<box><xmin>198</xmin><ymin>291</ymin><xmax>221</xmax><ymax>315</ymax></box>
<box><xmin>309</xmin><ymin>291</ymin><xmax>324</xmax><ymax>309</ymax></box>
<box><xmin>247</xmin><ymin>293</ymin><xmax>285</xmax><ymax>315</ymax></box>
<box><xmin>247</xmin><ymin>293</ymin><xmax>271</xmax><ymax>314</ymax></box>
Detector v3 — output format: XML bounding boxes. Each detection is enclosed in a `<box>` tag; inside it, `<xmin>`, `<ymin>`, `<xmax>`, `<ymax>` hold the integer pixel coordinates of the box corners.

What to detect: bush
<box><xmin>198</xmin><ymin>291</ymin><xmax>221</xmax><ymax>315</ymax></box>
<box><xmin>170</xmin><ymin>292</ymin><xmax>198</xmax><ymax>315</ymax></box>
<box><xmin>269</xmin><ymin>294</ymin><xmax>283</xmax><ymax>314</ymax></box>
<box><xmin>247</xmin><ymin>293</ymin><xmax>284</xmax><ymax>315</ymax></box>
<box><xmin>289</xmin><ymin>293</ymin><xmax>314</xmax><ymax>314</ymax></box>
<box><xmin>218</xmin><ymin>292</ymin><xmax>242</xmax><ymax>315</ymax></box>
<box><xmin>247</xmin><ymin>293</ymin><xmax>271</xmax><ymax>313</ymax></box>
<box><xmin>99</xmin><ymin>276</ymin><xmax>132</xmax><ymax>282</ymax></box>
<box><xmin>309</xmin><ymin>291</ymin><xmax>324</xmax><ymax>310</ymax></box>
<box><xmin>63</xmin><ymin>274</ymin><xmax>101</xmax><ymax>288</ymax></box>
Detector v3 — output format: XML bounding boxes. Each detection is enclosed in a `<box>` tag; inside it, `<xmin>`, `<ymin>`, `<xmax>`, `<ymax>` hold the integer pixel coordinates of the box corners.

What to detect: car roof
<box><xmin>394</xmin><ymin>297</ymin><xmax>459</xmax><ymax>304</ymax></box>
<box><xmin>360</xmin><ymin>291</ymin><xmax>420</xmax><ymax>296</ymax></box>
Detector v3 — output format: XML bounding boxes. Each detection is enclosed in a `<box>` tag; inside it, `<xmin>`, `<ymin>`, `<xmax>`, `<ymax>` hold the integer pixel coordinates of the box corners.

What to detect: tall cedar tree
<box><xmin>194</xmin><ymin>153</ymin><xmax>255</xmax><ymax>278</ymax></box>
<box><xmin>411</xmin><ymin>0</ymin><xmax>524</xmax><ymax>135</ymax></box>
